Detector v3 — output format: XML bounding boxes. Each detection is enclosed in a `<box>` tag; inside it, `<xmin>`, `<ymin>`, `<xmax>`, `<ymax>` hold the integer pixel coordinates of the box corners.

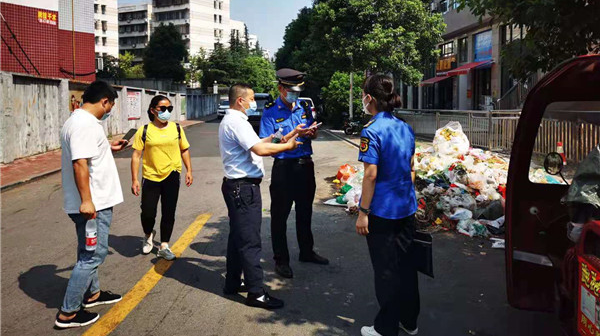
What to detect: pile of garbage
<box><xmin>325</xmin><ymin>122</ymin><xmax>561</xmax><ymax>239</ymax></box>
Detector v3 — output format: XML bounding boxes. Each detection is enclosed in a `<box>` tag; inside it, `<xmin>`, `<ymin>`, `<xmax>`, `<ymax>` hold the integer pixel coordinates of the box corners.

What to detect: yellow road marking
<box><xmin>83</xmin><ymin>213</ymin><xmax>212</xmax><ymax>336</ymax></box>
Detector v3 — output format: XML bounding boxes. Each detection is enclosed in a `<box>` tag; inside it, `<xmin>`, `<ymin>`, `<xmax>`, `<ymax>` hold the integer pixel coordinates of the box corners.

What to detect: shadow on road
<box><xmin>109</xmin><ymin>234</ymin><xmax>153</xmax><ymax>258</ymax></box>
<box><xmin>18</xmin><ymin>265</ymin><xmax>73</xmax><ymax>309</ymax></box>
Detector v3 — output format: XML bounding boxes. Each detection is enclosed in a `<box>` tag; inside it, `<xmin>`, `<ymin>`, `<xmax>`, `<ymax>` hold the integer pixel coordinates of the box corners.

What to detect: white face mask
<box><xmin>362</xmin><ymin>95</ymin><xmax>372</xmax><ymax>115</ymax></box>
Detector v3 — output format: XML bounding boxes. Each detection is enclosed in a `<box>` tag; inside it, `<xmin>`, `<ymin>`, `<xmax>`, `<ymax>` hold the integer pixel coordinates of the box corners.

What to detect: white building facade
<box><xmin>94</xmin><ymin>0</ymin><xmax>119</xmax><ymax>61</ymax></box>
<box><xmin>118</xmin><ymin>3</ymin><xmax>153</xmax><ymax>64</ymax></box>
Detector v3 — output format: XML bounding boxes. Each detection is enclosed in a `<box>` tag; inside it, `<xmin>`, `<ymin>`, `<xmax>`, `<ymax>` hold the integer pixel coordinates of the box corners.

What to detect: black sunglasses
<box><xmin>156</xmin><ymin>106</ymin><xmax>174</xmax><ymax>112</ymax></box>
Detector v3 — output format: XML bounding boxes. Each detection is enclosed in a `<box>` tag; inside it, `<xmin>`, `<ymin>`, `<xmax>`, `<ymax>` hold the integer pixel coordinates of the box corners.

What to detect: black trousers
<box><xmin>366</xmin><ymin>214</ymin><xmax>420</xmax><ymax>336</ymax></box>
<box><xmin>141</xmin><ymin>171</ymin><xmax>180</xmax><ymax>243</ymax></box>
<box><xmin>270</xmin><ymin>158</ymin><xmax>316</xmax><ymax>265</ymax></box>
<box><xmin>222</xmin><ymin>178</ymin><xmax>264</xmax><ymax>295</ymax></box>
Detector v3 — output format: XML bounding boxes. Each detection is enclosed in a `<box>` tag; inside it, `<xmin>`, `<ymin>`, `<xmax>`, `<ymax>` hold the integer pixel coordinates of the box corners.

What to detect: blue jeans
<box><xmin>61</xmin><ymin>208</ymin><xmax>112</xmax><ymax>313</ymax></box>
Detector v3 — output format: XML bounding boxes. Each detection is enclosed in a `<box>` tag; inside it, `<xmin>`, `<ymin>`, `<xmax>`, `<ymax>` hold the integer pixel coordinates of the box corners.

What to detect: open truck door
<box><xmin>506</xmin><ymin>55</ymin><xmax>600</xmax><ymax>316</ymax></box>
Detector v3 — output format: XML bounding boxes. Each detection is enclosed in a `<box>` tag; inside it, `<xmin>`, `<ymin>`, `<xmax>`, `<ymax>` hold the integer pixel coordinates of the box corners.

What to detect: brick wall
<box><xmin>0</xmin><ymin>2</ymin><xmax>95</xmax><ymax>82</ymax></box>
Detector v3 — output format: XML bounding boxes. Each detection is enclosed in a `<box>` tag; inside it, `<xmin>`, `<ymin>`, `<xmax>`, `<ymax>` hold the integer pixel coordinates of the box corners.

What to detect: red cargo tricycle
<box><xmin>506</xmin><ymin>55</ymin><xmax>600</xmax><ymax>335</ymax></box>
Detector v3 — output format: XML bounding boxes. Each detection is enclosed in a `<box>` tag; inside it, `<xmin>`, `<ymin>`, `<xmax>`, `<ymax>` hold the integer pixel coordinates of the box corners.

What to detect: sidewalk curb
<box><xmin>0</xmin><ymin>120</ymin><xmax>212</xmax><ymax>192</ymax></box>
<box><xmin>323</xmin><ymin>129</ymin><xmax>359</xmax><ymax>149</ymax></box>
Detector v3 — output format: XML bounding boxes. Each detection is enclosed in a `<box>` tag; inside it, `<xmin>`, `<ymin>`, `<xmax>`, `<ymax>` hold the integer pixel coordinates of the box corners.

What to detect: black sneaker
<box><xmin>223</xmin><ymin>282</ymin><xmax>248</xmax><ymax>295</ymax></box>
<box><xmin>82</xmin><ymin>290</ymin><xmax>122</xmax><ymax>308</ymax></box>
<box><xmin>54</xmin><ymin>310</ymin><xmax>99</xmax><ymax>329</ymax></box>
<box><xmin>245</xmin><ymin>291</ymin><xmax>284</xmax><ymax>310</ymax></box>
<box><xmin>299</xmin><ymin>252</ymin><xmax>330</xmax><ymax>265</ymax></box>
<box><xmin>275</xmin><ymin>264</ymin><xmax>294</xmax><ymax>278</ymax></box>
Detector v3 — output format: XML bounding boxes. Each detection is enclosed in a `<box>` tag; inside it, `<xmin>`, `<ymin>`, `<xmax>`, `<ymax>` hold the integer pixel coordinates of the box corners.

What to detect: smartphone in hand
<box><xmin>307</xmin><ymin>122</ymin><xmax>323</xmax><ymax>130</ymax></box>
<box><xmin>122</xmin><ymin>128</ymin><xmax>137</xmax><ymax>142</ymax></box>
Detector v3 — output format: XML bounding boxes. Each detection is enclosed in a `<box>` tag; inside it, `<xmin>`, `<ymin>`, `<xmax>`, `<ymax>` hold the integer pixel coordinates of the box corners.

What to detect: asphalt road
<box><xmin>1</xmin><ymin>120</ymin><xmax>561</xmax><ymax>336</ymax></box>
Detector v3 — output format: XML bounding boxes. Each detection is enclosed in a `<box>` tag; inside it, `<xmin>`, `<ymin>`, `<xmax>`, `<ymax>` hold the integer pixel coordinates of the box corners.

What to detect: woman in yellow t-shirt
<box><xmin>131</xmin><ymin>95</ymin><xmax>193</xmax><ymax>261</ymax></box>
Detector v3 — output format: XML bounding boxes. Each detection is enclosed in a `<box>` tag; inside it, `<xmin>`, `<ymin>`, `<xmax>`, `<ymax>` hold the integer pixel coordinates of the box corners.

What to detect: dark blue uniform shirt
<box><xmin>259</xmin><ymin>97</ymin><xmax>314</xmax><ymax>159</ymax></box>
<box><xmin>358</xmin><ymin>111</ymin><xmax>417</xmax><ymax>220</ymax></box>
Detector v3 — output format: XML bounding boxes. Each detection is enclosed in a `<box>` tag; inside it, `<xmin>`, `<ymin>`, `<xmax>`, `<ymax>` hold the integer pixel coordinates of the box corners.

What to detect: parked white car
<box><xmin>217</xmin><ymin>100</ymin><xmax>229</xmax><ymax>118</ymax></box>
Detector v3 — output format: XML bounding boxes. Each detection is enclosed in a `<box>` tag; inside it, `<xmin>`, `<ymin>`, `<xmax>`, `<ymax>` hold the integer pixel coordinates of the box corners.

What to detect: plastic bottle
<box><xmin>85</xmin><ymin>220</ymin><xmax>98</xmax><ymax>251</ymax></box>
<box><xmin>272</xmin><ymin>128</ymin><xmax>284</xmax><ymax>143</ymax></box>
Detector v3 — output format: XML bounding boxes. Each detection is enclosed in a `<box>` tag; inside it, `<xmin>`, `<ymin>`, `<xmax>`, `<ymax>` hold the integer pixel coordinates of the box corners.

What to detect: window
<box><xmin>440</xmin><ymin>41</ymin><xmax>454</xmax><ymax>57</ymax></box>
<box><xmin>458</xmin><ymin>37</ymin><xmax>468</xmax><ymax>63</ymax></box>
<box><xmin>214</xmin><ymin>14</ymin><xmax>217</xmax><ymax>23</ymax></box>
<box><xmin>450</xmin><ymin>0</ymin><xmax>460</xmax><ymax>10</ymax></box>
<box><xmin>440</xmin><ymin>0</ymin><xmax>448</xmax><ymax>13</ymax></box>
<box><xmin>214</xmin><ymin>0</ymin><xmax>217</xmax><ymax>9</ymax></box>
<box><xmin>102</xmin><ymin>37</ymin><xmax>107</xmax><ymax>46</ymax></box>
<box><xmin>101</xmin><ymin>5</ymin><xmax>106</xmax><ymax>14</ymax></box>
<box><xmin>102</xmin><ymin>21</ymin><xmax>107</xmax><ymax>32</ymax></box>
<box><xmin>94</xmin><ymin>4</ymin><xmax>98</xmax><ymax>13</ymax></box>
<box><xmin>219</xmin><ymin>1</ymin><xmax>222</xmax><ymax>10</ymax></box>
<box><xmin>214</xmin><ymin>28</ymin><xmax>218</xmax><ymax>37</ymax></box>
<box><xmin>95</xmin><ymin>37</ymin><xmax>100</xmax><ymax>45</ymax></box>
<box><xmin>219</xmin><ymin>15</ymin><xmax>222</xmax><ymax>24</ymax></box>
<box><xmin>95</xmin><ymin>20</ymin><xmax>100</xmax><ymax>30</ymax></box>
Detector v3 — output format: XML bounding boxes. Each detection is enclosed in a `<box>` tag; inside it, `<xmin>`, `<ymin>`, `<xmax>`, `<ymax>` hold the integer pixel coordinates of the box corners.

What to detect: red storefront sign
<box><xmin>578</xmin><ymin>257</ymin><xmax>600</xmax><ymax>336</ymax></box>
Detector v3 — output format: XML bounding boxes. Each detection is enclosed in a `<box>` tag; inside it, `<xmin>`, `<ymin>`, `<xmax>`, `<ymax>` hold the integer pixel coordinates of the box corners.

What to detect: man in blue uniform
<box><xmin>259</xmin><ymin>68</ymin><xmax>329</xmax><ymax>279</ymax></box>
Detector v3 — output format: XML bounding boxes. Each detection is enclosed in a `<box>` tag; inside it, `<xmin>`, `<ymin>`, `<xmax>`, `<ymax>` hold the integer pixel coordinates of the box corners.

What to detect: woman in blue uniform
<box><xmin>356</xmin><ymin>74</ymin><xmax>419</xmax><ymax>336</ymax></box>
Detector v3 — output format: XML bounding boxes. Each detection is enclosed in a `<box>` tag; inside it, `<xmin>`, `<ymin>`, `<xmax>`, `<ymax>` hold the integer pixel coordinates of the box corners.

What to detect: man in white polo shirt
<box><xmin>219</xmin><ymin>83</ymin><xmax>309</xmax><ymax>310</ymax></box>
<box><xmin>55</xmin><ymin>81</ymin><xmax>128</xmax><ymax>328</ymax></box>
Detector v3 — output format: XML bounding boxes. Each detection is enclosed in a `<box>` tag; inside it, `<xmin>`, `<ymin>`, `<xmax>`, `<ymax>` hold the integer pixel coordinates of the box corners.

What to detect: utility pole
<box><xmin>71</xmin><ymin>0</ymin><xmax>75</xmax><ymax>79</ymax></box>
<box><xmin>349</xmin><ymin>72</ymin><xmax>354</xmax><ymax>120</ymax></box>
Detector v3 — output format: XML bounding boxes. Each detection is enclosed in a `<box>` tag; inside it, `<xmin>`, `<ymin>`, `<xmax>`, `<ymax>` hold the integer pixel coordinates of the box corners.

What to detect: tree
<box><xmin>310</xmin><ymin>0</ymin><xmax>445</xmax><ymax>86</ymax></box>
<box><xmin>243</xmin><ymin>24</ymin><xmax>251</xmax><ymax>52</ymax></box>
<box><xmin>457</xmin><ymin>0</ymin><xmax>600</xmax><ymax>80</ymax></box>
<box><xmin>97</xmin><ymin>55</ymin><xmax>121</xmax><ymax>79</ymax></box>
<box><xmin>119</xmin><ymin>52</ymin><xmax>144</xmax><ymax>79</ymax></box>
<box><xmin>321</xmin><ymin>71</ymin><xmax>365</xmax><ymax>127</ymax></box>
<box><xmin>253</xmin><ymin>40</ymin><xmax>263</xmax><ymax>57</ymax></box>
<box><xmin>240</xmin><ymin>56</ymin><xmax>277</xmax><ymax>94</ymax></box>
<box><xmin>143</xmin><ymin>24</ymin><xmax>188</xmax><ymax>81</ymax></box>
<box><xmin>186</xmin><ymin>48</ymin><xmax>208</xmax><ymax>87</ymax></box>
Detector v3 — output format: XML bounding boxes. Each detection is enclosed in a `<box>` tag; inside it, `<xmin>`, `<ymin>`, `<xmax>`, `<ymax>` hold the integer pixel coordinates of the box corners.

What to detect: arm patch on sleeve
<box><xmin>360</xmin><ymin>137</ymin><xmax>370</xmax><ymax>152</ymax></box>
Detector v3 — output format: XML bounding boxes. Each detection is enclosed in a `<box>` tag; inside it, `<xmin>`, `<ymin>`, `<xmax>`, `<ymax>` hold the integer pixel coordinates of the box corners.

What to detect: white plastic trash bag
<box><xmin>433</xmin><ymin>121</ymin><xmax>470</xmax><ymax>157</ymax></box>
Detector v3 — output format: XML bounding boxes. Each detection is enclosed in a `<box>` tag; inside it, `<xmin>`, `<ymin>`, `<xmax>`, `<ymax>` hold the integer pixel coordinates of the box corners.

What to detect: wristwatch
<box><xmin>359</xmin><ymin>206</ymin><xmax>371</xmax><ymax>215</ymax></box>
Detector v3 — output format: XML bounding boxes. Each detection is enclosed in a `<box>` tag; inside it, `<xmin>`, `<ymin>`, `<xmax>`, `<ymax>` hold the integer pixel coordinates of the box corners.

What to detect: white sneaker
<box><xmin>400</xmin><ymin>322</ymin><xmax>418</xmax><ymax>335</ymax></box>
<box><xmin>142</xmin><ymin>230</ymin><xmax>155</xmax><ymax>255</ymax></box>
<box><xmin>157</xmin><ymin>246</ymin><xmax>176</xmax><ymax>261</ymax></box>
<box><xmin>361</xmin><ymin>326</ymin><xmax>383</xmax><ymax>336</ymax></box>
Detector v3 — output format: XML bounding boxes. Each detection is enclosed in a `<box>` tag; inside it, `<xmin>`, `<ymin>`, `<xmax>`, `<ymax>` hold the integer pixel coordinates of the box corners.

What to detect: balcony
<box><xmin>153</xmin><ymin>4</ymin><xmax>188</xmax><ymax>13</ymax></box>
<box><xmin>119</xmin><ymin>30</ymin><xmax>148</xmax><ymax>37</ymax></box>
<box><xmin>119</xmin><ymin>17</ymin><xmax>148</xmax><ymax>25</ymax></box>
<box><xmin>154</xmin><ymin>18</ymin><xmax>189</xmax><ymax>26</ymax></box>
<box><xmin>120</xmin><ymin>43</ymin><xmax>147</xmax><ymax>50</ymax></box>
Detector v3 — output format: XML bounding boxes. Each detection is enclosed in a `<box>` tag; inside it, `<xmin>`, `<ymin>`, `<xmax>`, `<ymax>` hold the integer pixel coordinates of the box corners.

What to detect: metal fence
<box><xmin>395</xmin><ymin>108</ymin><xmax>600</xmax><ymax>164</ymax></box>
<box><xmin>186</xmin><ymin>89</ymin><xmax>219</xmax><ymax>119</ymax></box>
<box><xmin>395</xmin><ymin>109</ymin><xmax>521</xmax><ymax>151</ymax></box>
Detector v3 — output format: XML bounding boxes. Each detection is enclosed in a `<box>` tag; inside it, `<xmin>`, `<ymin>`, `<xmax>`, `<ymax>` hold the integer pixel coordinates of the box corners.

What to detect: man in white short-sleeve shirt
<box><xmin>55</xmin><ymin>81</ymin><xmax>128</xmax><ymax>329</ymax></box>
<box><xmin>218</xmin><ymin>83</ymin><xmax>307</xmax><ymax>310</ymax></box>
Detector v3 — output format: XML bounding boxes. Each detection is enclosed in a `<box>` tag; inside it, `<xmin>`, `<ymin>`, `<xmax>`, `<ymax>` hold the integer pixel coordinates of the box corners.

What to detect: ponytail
<box><xmin>362</xmin><ymin>74</ymin><xmax>403</xmax><ymax>112</ymax></box>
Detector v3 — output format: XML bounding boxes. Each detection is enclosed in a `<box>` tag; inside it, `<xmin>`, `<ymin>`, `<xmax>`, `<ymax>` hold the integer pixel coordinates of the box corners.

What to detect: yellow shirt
<box><xmin>132</xmin><ymin>122</ymin><xmax>190</xmax><ymax>182</ymax></box>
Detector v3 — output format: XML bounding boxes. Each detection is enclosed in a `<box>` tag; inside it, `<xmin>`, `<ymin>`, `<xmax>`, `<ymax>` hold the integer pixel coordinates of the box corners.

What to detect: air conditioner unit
<box><xmin>96</xmin><ymin>57</ymin><xmax>104</xmax><ymax>71</ymax></box>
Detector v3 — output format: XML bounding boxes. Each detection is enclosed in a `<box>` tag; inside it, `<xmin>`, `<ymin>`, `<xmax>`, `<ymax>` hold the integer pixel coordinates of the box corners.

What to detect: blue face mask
<box><xmin>100</xmin><ymin>104</ymin><xmax>111</xmax><ymax>120</ymax></box>
<box><xmin>244</xmin><ymin>99</ymin><xmax>258</xmax><ymax>115</ymax></box>
<box><xmin>285</xmin><ymin>91</ymin><xmax>300</xmax><ymax>103</ymax></box>
<box><xmin>157</xmin><ymin>111</ymin><xmax>171</xmax><ymax>121</ymax></box>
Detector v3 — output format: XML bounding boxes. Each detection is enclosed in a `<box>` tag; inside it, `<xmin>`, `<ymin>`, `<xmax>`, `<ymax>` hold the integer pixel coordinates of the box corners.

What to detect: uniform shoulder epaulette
<box><xmin>300</xmin><ymin>100</ymin><xmax>309</xmax><ymax>107</ymax></box>
<box><xmin>265</xmin><ymin>101</ymin><xmax>275</xmax><ymax>109</ymax></box>
<box><xmin>363</xmin><ymin>119</ymin><xmax>375</xmax><ymax>128</ymax></box>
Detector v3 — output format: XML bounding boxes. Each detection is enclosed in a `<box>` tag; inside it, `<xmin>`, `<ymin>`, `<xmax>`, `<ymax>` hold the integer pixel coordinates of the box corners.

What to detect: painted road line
<box><xmin>83</xmin><ymin>213</ymin><xmax>212</xmax><ymax>336</ymax></box>
<box><xmin>323</xmin><ymin>129</ymin><xmax>360</xmax><ymax>149</ymax></box>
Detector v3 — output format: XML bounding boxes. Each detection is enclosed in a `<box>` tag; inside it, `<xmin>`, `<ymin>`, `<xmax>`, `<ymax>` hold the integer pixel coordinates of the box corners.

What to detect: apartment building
<box><xmin>118</xmin><ymin>4</ymin><xmax>153</xmax><ymax>64</ymax></box>
<box><xmin>152</xmin><ymin>0</ymin><xmax>231</xmax><ymax>55</ymax></box>
<box><xmin>94</xmin><ymin>0</ymin><xmax>119</xmax><ymax>64</ymax></box>
<box><xmin>415</xmin><ymin>0</ymin><xmax>525</xmax><ymax>110</ymax></box>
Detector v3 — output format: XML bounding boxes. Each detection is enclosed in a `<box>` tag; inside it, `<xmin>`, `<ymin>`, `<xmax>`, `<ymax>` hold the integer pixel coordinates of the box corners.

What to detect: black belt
<box><xmin>274</xmin><ymin>156</ymin><xmax>313</xmax><ymax>165</ymax></box>
<box><xmin>223</xmin><ymin>177</ymin><xmax>262</xmax><ymax>185</ymax></box>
